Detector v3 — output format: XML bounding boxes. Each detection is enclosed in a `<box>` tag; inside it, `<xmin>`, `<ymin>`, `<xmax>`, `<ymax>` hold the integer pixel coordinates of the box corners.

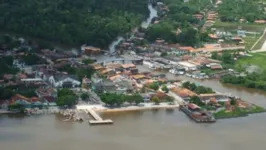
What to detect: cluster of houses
<box><xmin>169</xmin><ymin>84</ymin><xmax>252</xmax><ymax>112</ymax></box>
<box><xmin>0</xmin><ymin>88</ymin><xmax>57</xmax><ymax>109</ymax></box>
<box><xmin>91</xmin><ymin>62</ymin><xmax>176</xmax><ymax>101</ymax></box>
<box><xmin>0</xmin><ymin>45</ymin><xmax>96</xmax><ymax>109</ymax></box>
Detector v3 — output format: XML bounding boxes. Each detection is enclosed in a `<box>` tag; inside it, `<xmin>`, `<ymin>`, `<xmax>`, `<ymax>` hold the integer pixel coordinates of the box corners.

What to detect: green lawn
<box><xmin>213</xmin><ymin>21</ymin><xmax>266</xmax><ymax>32</ymax></box>
<box><xmin>243</xmin><ymin>35</ymin><xmax>261</xmax><ymax>50</ymax></box>
<box><xmin>251</xmin><ymin>32</ymin><xmax>266</xmax><ymax>50</ymax></box>
<box><xmin>236</xmin><ymin>53</ymin><xmax>266</xmax><ymax>71</ymax></box>
<box><xmin>214</xmin><ymin>105</ymin><xmax>266</xmax><ymax>119</ymax></box>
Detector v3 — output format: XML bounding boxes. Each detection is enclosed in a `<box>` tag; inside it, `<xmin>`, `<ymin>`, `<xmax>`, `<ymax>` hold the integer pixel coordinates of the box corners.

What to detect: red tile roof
<box><xmin>188</xmin><ymin>103</ymin><xmax>201</xmax><ymax>110</ymax></box>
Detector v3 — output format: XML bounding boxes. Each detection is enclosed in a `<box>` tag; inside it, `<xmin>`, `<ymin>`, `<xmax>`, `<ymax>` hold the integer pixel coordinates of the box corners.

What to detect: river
<box><xmin>1</xmin><ymin>105</ymin><xmax>266</xmax><ymax>150</ymax></box>
<box><xmin>2</xmin><ymin>3</ymin><xmax>266</xmax><ymax>150</ymax></box>
<box><xmin>1</xmin><ymin>70</ymin><xmax>266</xmax><ymax>150</ymax></box>
<box><xmin>109</xmin><ymin>4</ymin><xmax>158</xmax><ymax>54</ymax></box>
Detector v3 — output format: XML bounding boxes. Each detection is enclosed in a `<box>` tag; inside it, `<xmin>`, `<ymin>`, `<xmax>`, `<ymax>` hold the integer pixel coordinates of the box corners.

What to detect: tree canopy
<box><xmin>100</xmin><ymin>93</ymin><xmax>143</xmax><ymax>106</ymax></box>
<box><xmin>149</xmin><ymin>82</ymin><xmax>160</xmax><ymax>91</ymax></box>
<box><xmin>0</xmin><ymin>56</ymin><xmax>19</xmax><ymax>77</ymax></box>
<box><xmin>0</xmin><ymin>0</ymin><xmax>149</xmax><ymax>48</ymax></box>
<box><xmin>221</xmin><ymin>71</ymin><xmax>266</xmax><ymax>91</ymax></box>
<box><xmin>145</xmin><ymin>0</ymin><xmax>212</xmax><ymax>46</ymax></box>
<box><xmin>189</xmin><ymin>96</ymin><xmax>204</xmax><ymax>106</ymax></box>
<box><xmin>218</xmin><ymin>0</ymin><xmax>265</xmax><ymax>22</ymax></box>
<box><xmin>56</xmin><ymin>89</ymin><xmax>78</xmax><ymax>107</ymax></box>
<box><xmin>58</xmin><ymin>64</ymin><xmax>95</xmax><ymax>80</ymax></box>
<box><xmin>182</xmin><ymin>81</ymin><xmax>214</xmax><ymax>94</ymax></box>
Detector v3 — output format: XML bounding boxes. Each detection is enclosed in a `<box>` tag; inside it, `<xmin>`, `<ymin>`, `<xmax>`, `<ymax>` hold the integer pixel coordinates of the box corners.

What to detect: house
<box><xmin>81</xmin><ymin>45</ymin><xmax>101</xmax><ymax>55</ymax></box>
<box><xmin>254</xmin><ymin>20</ymin><xmax>266</xmax><ymax>24</ymax></box>
<box><xmin>178</xmin><ymin>61</ymin><xmax>197</xmax><ymax>71</ymax></box>
<box><xmin>131</xmin><ymin>74</ymin><xmax>147</xmax><ymax>81</ymax></box>
<box><xmin>100</xmin><ymin>68</ymin><xmax>115</xmax><ymax>76</ymax></box>
<box><xmin>36</xmin><ymin>69</ymin><xmax>56</xmax><ymax>82</ymax></box>
<box><xmin>208</xmin><ymin>34</ymin><xmax>219</xmax><ymax>39</ymax></box>
<box><xmin>41</xmin><ymin>96</ymin><xmax>57</xmax><ymax>107</ymax></box>
<box><xmin>199</xmin><ymin>93</ymin><xmax>229</xmax><ymax>103</ymax></box>
<box><xmin>207</xmin><ymin>63</ymin><xmax>223</xmax><ymax>70</ymax></box>
<box><xmin>171</xmin><ymin>87</ymin><xmax>197</xmax><ymax>101</ymax></box>
<box><xmin>92</xmin><ymin>79</ymin><xmax>116</xmax><ymax>93</ymax></box>
<box><xmin>82</xmin><ymin>77</ymin><xmax>91</xmax><ymax>88</ymax></box>
<box><xmin>105</xmin><ymin>63</ymin><xmax>122</xmax><ymax>70</ymax></box>
<box><xmin>21</xmin><ymin>78</ymin><xmax>43</xmax><ymax>83</ymax></box>
<box><xmin>9</xmin><ymin>94</ymin><xmax>42</xmax><ymax>108</ymax></box>
<box><xmin>121</xmin><ymin>64</ymin><xmax>136</xmax><ymax>70</ymax></box>
<box><xmin>0</xmin><ymin>100</ymin><xmax>9</xmax><ymax>109</ymax></box>
<box><xmin>166</xmin><ymin>44</ymin><xmax>189</xmax><ymax>55</ymax></box>
<box><xmin>193</xmin><ymin>14</ymin><xmax>204</xmax><ymax>20</ymax></box>
<box><xmin>143</xmin><ymin>60</ymin><xmax>155</xmax><ymax>69</ymax></box>
<box><xmin>36</xmin><ymin>88</ymin><xmax>57</xmax><ymax>97</ymax></box>
<box><xmin>179</xmin><ymin>46</ymin><xmax>195</xmax><ymax>53</ymax></box>
<box><xmin>92</xmin><ymin>64</ymin><xmax>104</xmax><ymax>71</ymax></box>
<box><xmin>114</xmin><ymin>79</ymin><xmax>134</xmax><ymax>93</ymax></box>
<box><xmin>129</xmin><ymin>68</ymin><xmax>138</xmax><ymax>75</ymax></box>
<box><xmin>49</xmin><ymin>74</ymin><xmax>81</xmax><ymax>88</ymax></box>
<box><xmin>3</xmin><ymin>74</ymin><xmax>14</xmax><ymax>81</ymax></box>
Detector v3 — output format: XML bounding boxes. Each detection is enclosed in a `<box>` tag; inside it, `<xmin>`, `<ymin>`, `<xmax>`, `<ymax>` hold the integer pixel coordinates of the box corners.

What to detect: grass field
<box><xmin>236</xmin><ymin>53</ymin><xmax>266</xmax><ymax>71</ymax></box>
<box><xmin>213</xmin><ymin>21</ymin><xmax>266</xmax><ymax>32</ymax></box>
<box><xmin>243</xmin><ymin>35</ymin><xmax>261</xmax><ymax>50</ymax></box>
<box><xmin>251</xmin><ymin>31</ymin><xmax>266</xmax><ymax>50</ymax></box>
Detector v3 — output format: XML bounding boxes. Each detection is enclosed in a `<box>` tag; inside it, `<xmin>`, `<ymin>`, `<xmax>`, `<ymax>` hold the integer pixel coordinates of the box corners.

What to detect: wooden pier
<box><xmin>85</xmin><ymin>109</ymin><xmax>113</xmax><ymax>125</ymax></box>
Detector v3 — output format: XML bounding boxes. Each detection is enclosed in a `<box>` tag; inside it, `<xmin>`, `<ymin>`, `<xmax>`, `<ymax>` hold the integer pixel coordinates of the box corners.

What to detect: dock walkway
<box><xmin>85</xmin><ymin>109</ymin><xmax>113</xmax><ymax>125</ymax></box>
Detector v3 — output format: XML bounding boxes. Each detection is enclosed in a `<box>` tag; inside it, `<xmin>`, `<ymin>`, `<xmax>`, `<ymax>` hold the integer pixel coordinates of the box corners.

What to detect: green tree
<box><xmin>58</xmin><ymin>89</ymin><xmax>75</xmax><ymax>97</ymax></box>
<box><xmin>0</xmin><ymin>88</ymin><xmax>14</xmax><ymax>100</ymax></box>
<box><xmin>189</xmin><ymin>96</ymin><xmax>204</xmax><ymax>106</ymax></box>
<box><xmin>126</xmin><ymin>94</ymin><xmax>143</xmax><ymax>105</ymax></box>
<box><xmin>152</xmin><ymin>96</ymin><xmax>160</xmax><ymax>105</ymax></box>
<box><xmin>182</xmin><ymin>81</ymin><xmax>191</xmax><ymax>89</ymax></box>
<box><xmin>56</xmin><ymin>95</ymin><xmax>77</xmax><ymax>107</ymax></box>
<box><xmin>176</xmin><ymin>27</ymin><xmax>199</xmax><ymax>46</ymax></box>
<box><xmin>146</xmin><ymin>22</ymin><xmax>177</xmax><ymax>42</ymax></box>
<box><xmin>100</xmin><ymin>93</ymin><xmax>125</xmax><ymax>106</ymax></box>
<box><xmin>194</xmin><ymin>86</ymin><xmax>214</xmax><ymax>94</ymax></box>
<box><xmin>230</xmin><ymin>98</ymin><xmax>237</xmax><ymax>105</ymax></box>
<box><xmin>21</xmin><ymin>53</ymin><xmax>42</xmax><ymax>65</ymax></box>
<box><xmin>211</xmin><ymin>52</ymin><xmax>219</xmax><ymax>60</ymax></box>
<box><xmin>0</xmin><ymin>0</ymin><xmax>149</xmax><ymax>48</ymax></box>
<box><xmin>149</xmin><ymin>82</ymin><xmax>160</xmax><ymax>91</ymax></box>
<box><xmin>160</xmin><ymin>52</ymin><xmax>168</xmax><ymax>57</ymax></box>
<box><xmin>162</xmin><ymin>85</ymin><xmax>169</xmax><ymax>93</ymax></box>
<box><xmin>82</xmin><ymin>59</ymin><xmax>95</xmax><ymax>65</ymax></box>
<box><xmin>81</xmin><ymin>93</ymin><xmax>89</xmax><ymax>101</ymax></box>
<box><xmin>19</xmin><ymin>89</ymin><xmax>37</xmax><ymax>97</ymax></box>
<box><xmin>221</xmin><ymin>52</ymin><xmax>234</xmax><ymax>64</ymax></box>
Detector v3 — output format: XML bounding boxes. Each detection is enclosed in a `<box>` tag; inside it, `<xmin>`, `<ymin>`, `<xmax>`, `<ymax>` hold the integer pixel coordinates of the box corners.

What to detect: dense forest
<box><xmin>221</xmin><ymin>72</ymin><xmax>266</xmax><ymax>91</ymax></box>
<box><xmin>218</xmin><ymin>0</ymin><xmax>266</xmax><ymax>22</ymax></box>
<box><xmin>146</xmin><ymin>0</ymin><xmax>212</xmax><ymax>46</ymax></box>
<box><xmin>0</xmin><ymin>0</ymin><xmax>149</xmax><ymax>48</ymax></box>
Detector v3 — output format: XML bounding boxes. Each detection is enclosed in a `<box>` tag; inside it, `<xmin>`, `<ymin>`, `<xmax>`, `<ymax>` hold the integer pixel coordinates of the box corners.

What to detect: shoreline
<box><xmin>76</xmin><ymin>103</ymin><xmax>179</xmax><ymax>113</ymax></box>
<box><xmin>97</xmin><ymin>105</ymin><xmax>179</xmax><ymax>113</ymax></box>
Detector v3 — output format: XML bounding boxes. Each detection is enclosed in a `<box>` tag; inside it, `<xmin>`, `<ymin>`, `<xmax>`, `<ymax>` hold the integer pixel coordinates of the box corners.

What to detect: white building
<box><xmin>49</xmin><ymin>75</ymin><xmax>81</xmax><ymax>88</ymax></box>
<box><xmin>21</xmin><ymin>78</ymin><xmax>43</xmax><ymax>83</ymax></box>
<box><xmin>178</xmin><ymin>61</ymin><xmax>197</xmax><ymax>71</ymax></box>
<box><xmin>143</xmin><ymin>60</ymin><xmax>155</xmax><ymax>69</ymax></box>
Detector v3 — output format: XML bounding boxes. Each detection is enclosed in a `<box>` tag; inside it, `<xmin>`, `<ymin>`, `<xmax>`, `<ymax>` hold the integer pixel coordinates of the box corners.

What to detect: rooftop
<box><xmin>131</xmin><ymin>74</ymin><xmax>147</xmax><ymax>80</ymax></box>
<box><xmin>171</xmin><ymin>87</ymin><xmax>197</xmax><ymax>98</ymax></box>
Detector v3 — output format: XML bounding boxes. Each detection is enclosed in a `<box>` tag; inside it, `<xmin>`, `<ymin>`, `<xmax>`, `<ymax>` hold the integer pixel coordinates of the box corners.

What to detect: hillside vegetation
<box><xmin>218</xmin><ymin>0</ymin><xmax>266</xmax><ymax>22</ymax></box>
<box><xmin>0</xmin><ymin>0</ymin><xmax>148</xmax><ymax>48</ymax></box>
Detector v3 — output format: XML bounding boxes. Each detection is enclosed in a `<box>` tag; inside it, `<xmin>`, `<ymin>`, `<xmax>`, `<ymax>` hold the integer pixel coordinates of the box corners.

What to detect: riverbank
<box><xmin>76</xmin><ymin>103</ymin><xmax>179</xmax><ymax>113</ymax></box>
<box><xmin>214</xmin><ymin>105</ymin><xmax>266</xmax><ymax>119</ymax></box>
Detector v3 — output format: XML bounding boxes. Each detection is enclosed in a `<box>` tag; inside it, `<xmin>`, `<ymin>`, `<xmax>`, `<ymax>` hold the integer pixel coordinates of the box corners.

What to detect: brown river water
<box><xmin>1</xmin><ymin>78</ymin><xmax>266</xmax><ymax>150</ymax></box>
